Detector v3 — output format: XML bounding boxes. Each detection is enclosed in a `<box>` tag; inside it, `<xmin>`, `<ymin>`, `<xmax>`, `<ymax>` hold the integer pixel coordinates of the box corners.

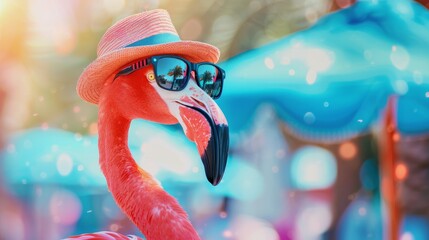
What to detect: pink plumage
<box><xmin>70</xmin><ymin>9</ymin><xmax>228</xmax><ymax>240</ymax></box>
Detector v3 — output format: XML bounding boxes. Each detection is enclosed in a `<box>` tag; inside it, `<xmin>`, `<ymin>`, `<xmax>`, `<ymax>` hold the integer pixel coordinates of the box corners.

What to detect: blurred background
<box><xmin>1</xmin><ymin>0</ymin><xmax>429</xmax><ymax>239</ymax></box>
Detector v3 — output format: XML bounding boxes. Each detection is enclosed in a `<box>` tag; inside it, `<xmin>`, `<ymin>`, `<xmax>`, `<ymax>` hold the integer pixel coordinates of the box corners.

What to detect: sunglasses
<box><xmin>114</xmin><ymin>55</ymin><xmax>225</xmax><ymax>99</ymax></box>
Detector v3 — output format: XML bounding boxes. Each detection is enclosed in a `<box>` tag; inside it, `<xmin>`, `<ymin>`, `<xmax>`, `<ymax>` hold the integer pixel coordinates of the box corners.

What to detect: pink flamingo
<box><xmin>66</xmin><ymin>10</ymin><xmax>229</xmax><ymax>240</ymax></box>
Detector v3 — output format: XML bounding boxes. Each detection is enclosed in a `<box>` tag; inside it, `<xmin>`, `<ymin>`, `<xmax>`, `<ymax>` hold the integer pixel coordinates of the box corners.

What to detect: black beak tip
<box><xmin>201</xmin><ymin>152</ymin><xmax>227</xmax><ymax>186</ymax></box>
<box><xmin>200</xmin><ymin>124</ymin><xmax>229</xmax><ymax>187</ymax></box>
<box><xmin>208</xmin><ymin>175</ymin><xmax>222</xmax><ymax>186</ymax></box>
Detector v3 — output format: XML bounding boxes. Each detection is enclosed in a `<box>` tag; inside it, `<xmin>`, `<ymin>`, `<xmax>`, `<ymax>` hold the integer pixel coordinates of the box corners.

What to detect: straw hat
<box><xmin>77</xmin><ymin>9</ymin><xmax>220</xmax><ymax>104</ymax></box>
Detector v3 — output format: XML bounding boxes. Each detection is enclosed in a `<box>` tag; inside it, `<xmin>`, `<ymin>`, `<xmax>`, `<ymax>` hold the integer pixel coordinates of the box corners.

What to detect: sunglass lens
<box><xmin>197</xmin><ymin>64</ymin><xmax>222</xmax><ymax>98</ymax></box>
<box><xmin>155</xmin><ymin>58</ymin><xmax>188</xmax><ymax>91</ymax></box>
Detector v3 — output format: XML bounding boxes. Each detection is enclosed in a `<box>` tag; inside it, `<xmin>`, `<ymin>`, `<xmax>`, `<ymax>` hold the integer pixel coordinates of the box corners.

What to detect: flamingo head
<box><xmin>107</xmin><ymin>58</ymin><xmax>229</xmax><ymax>186</ymax></box>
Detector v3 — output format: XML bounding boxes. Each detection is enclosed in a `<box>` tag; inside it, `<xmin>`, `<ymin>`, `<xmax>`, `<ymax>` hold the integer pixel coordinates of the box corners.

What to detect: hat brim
<box><xmin>77</xmin><ymin>40</ymin><xmax>220</xmax><ymax>104</ymax></box>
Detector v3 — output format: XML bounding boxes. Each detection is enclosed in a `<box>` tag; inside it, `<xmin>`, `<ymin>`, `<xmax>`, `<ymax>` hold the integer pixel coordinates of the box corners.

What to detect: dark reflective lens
<box><xmin>155</xmin><ymin>58</ymin><xmax>188</xmax><ymax>91</ymax></box>
<box><xmin>115</xmin><ymin>56</ymin><xmax>224</xmax><ymax>99</ymax></box>
<box><xmin>197</xmin><ymin>64</ymin><xmax>222</xmax><ymax>98</ymax></box>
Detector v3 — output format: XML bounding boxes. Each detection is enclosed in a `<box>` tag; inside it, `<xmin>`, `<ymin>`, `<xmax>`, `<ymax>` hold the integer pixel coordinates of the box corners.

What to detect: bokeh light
<box><xmin>102</xmin><ymin>196</ymin><xmax>126</xmax><ymax>220</ymax></box>
<box><xmin>400</xmin><ymin>232</ymin><xmax>414</xmax><ymax>240</ymax></box>
<box><xmin>211</xmin><ymin>158</ymin><xmax>264</xmax><ymax>201</ymax></box>
<box><xmin>290</xmin><ymin>146</ymin><xmax>337</xmax><ymax>190</ymax></box>
<box><xmin>190</xmin><ymin>187</ymin><xmax>223</xmax><ymax>218</ymax></box>
<box><xmin>49</xmin><ymin>190</ymin><xmax>82</xmax><ymax>225</ymax></box>
<box><xmin>400</xmin><ymin>215</ymin><xmax>429</xmax><ymax>240</ymax></box>
<box><xmin>180</xmin><ymin>18</ymin><xmax>203</xmax><ymax>40</ymax></box>
<box><xmin>264</xmin><ymin>57</ymin><xmax>275</xmax><ymax>70</ymax></box>
<box><xmin>102</xmin><ymin>0</ymin><xmax>126</xmax><ymax>15</ymax></box>
<box><xmin>339</xmin><ymin>141</ymin><xmax>357</xmax><ymax>160</ymax></box>
<box><xmin>390</xmin><ymin>45</ymin><xmax>410</xmax><ymax>71</ymax></box>
<box><xmin>56</xmin><ymin>153</ymin><xmax>73</xmax><ymax>176</ymax></box>
<box><xmin>395</xmin><ymin>163</ymin><xmax>408</xmax><ymax>181</ymax></box>
<box><xmin>137</xmin><ymin>123</ymin><xmax>198</xmax><ymax>179</ymax></box>
<box><xmin>232</xmin><ymin>216</ymin><xmax>280</xmax><ymax>240</ymax></box>
<box><xmin>296</xmin><ymin>200</ymin><xmax>333</xmax><ymax>239</ymax></box>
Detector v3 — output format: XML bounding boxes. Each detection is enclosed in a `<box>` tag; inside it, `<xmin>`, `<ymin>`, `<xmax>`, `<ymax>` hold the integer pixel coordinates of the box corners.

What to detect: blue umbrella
<box><xmin>219</xmin><ymin>0</ymin><xmax>429</xmax><ymax>140</ymax></box>
<box><xmin>2</xmin><ymin>120</ymin><xmax>208</xmax><ymax>189</ymax></box>
<box><xmin>217</xmin><ymin>0</ymin><xmax>429</xmax><ymax>239</ymax></box>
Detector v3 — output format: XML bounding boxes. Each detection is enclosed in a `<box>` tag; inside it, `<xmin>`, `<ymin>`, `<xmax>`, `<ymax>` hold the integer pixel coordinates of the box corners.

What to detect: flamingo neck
<box><xmin>97</xmin><ymin>102</ymin><xmax>200</xmax><ymax>240</ymax></box>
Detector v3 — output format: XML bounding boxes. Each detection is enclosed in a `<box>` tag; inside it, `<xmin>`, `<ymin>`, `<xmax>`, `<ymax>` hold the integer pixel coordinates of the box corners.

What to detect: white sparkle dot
<box><xmin>51</xmin><ymin>145</ymin><xmax>59</xmax><ymax>152</ymax></box>
<box><xmin>303</xmin><ymin>112</ymin><xmax>316</xmax><ymax>124</ymax></box>
<box><xmin>264</xmin><ymin>57</ymin><xmax>275</xmax><ymax>70</ymax></box>
<box><xmin>6</xmin><ymin>144</ymin><xmax>15</xmax><ymax>153</ymax></box>
<box><xmin>390</xmin><ymin>45</ymin><xmax>410</xmax><ymax>70</ymax></box>
<box><xmin>223</xmin><ymin>230</ymin><xmax>233</xmax><ymax>238</ymax></box>
<box><xmin>306</xmin><ymin>70</ymin><xmax>317</xmax><ymax>84</ymax></box>
<box><xmin>57</xmin><ymin>153</ymin><xmax>73</xmax><ymax>176</ymax></box>
<box><xmin>272</xmin><ymin>166</ymin><xmax>279</xmax><ymax>173</ymax></box>
<box><xmin>400</xmin><ymin>232</ymin><xmax>414</xmax><ymax>240</ymax></box>
<box><xmin>358</xmin><ymin>207</ymin><xmax>367</xmax><ymax>216</ymax></box>
<box><xmin>77</xmin><ymin>164</ymin><xmax>84</xmax><ymax>171</ymax></box>
<box><xmin>393</xmin><ymin>79</ymin><xmax>408</xmax><ymax>95</ymax></box>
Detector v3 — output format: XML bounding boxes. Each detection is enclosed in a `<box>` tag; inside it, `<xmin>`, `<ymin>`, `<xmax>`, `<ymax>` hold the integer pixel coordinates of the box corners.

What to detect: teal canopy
<box><xmin>219</xmin><ymin>0</ymin><xmax>429</xmax><ymax>141</ymax></box>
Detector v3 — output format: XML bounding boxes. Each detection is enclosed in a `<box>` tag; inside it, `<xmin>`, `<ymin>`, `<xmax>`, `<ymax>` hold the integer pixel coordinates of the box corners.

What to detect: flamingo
<box><xmin>66</xmin><ymin>57</ymin><xmax>229</xmax><ymax>239</ymax></box>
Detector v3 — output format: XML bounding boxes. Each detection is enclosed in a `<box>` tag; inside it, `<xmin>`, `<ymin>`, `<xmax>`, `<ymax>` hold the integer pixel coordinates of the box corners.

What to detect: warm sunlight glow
<box><xmin>0</xmin><ymin>1</ymin><xmax>4</xmax><ymax>13</ymax></box>
<box><xmin>53</xmin><ymin>26</ymin><xmax>77</xmax><ymax>55</ymax></box>
<box><xmin>102</xmin><ymin>0</ymin><xmax>125</xmax><ymax>15</ymax></box>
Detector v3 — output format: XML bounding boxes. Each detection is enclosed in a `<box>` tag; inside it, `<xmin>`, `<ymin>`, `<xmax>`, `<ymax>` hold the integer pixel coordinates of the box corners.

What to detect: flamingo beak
<box><xmin>172</xmin><ymin>94</ymin><xmax>229</xmax><ymax>186</ymax></box>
